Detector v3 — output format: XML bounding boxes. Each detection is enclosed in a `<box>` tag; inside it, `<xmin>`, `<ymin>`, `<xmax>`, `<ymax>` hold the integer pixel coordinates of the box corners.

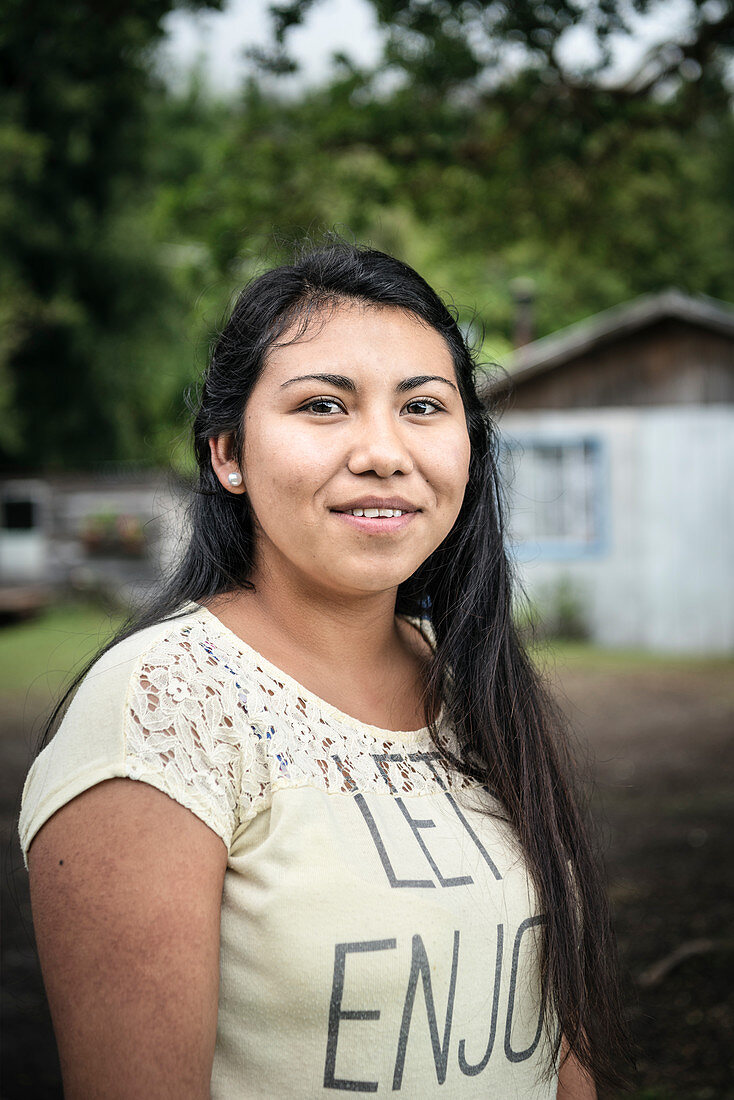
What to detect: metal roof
<box><xmin>481</xmin><ymin>288</ymin><xmax>734</xmax><ymax>394</ymax></box>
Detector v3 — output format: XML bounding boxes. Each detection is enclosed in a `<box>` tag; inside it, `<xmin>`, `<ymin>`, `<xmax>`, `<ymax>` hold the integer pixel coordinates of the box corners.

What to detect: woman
<box><xmin>20</xmin><ymin>241</ymin><xmax>628</xmax><ymax>1097</ymax></box>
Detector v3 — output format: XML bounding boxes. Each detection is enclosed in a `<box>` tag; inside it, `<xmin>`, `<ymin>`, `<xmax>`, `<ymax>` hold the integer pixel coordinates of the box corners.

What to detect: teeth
<box><xmin>346</xmin><ymin>508</ymin><xmax>404</xmax><ymax>518</ymax></box>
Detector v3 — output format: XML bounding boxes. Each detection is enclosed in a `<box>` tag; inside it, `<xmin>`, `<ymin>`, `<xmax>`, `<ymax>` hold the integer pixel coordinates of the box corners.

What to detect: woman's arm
<box><xmin>28</xmin><ymin>777</ymin><xmax>228</xmax><ymax>1100</ymax></box>
<box><xmin>556</xmin><ymin>1035</ymin><xmax>598</xmax><ymax>1100</ymax></box>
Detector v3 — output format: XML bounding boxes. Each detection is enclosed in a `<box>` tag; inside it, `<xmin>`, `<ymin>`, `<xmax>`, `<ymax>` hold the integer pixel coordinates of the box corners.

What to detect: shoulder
<box><xmin>19</xmin><ymin>607</ymin><xmax>246</xmax><ymax>863</ymax></box>
<box><xmin>40</xmin><ymin>609</ymin><xmax>209</xmax><ymax>735</ymax></box>
<box><xmin>79</xmin><ymin>611</ymin><xmax>199</xmax><ymax>688</ymax></box>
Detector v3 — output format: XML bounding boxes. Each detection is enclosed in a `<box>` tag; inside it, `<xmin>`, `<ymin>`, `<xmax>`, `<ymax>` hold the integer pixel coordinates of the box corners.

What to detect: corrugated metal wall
<box><xmin>498</xmin><ymin>406</ymin><xmax>734</xmax><ymax>654</ymax></box>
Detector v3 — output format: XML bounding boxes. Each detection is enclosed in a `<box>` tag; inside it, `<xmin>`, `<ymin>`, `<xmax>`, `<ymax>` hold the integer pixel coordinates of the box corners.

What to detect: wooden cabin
<box><xmin>481</xmin><ymin>290</ymin><xmax>734</xmax><ymax>654</ymax></box>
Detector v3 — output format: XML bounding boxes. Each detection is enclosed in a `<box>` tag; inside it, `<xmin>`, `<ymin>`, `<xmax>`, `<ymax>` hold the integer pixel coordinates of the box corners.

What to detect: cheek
<box><xmin>243</xmin><ymin>416</ymin><xmax>335</xmax><ymax>514</ymax></box>
<box><xmin>430</xmin><ymin>429</ymin><xmax>472</xmax><ymax>502</ymax></box>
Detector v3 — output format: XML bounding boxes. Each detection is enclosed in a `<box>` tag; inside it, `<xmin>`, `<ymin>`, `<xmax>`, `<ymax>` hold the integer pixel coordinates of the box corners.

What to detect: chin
<box><xmin>323</xmin><ymin>562</ymin><xmax>414</xmax><ymax>594</ymax></box>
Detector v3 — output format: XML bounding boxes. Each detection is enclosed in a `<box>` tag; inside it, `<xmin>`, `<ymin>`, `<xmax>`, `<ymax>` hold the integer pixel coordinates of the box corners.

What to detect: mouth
<box><xmin>333</xmin><ymin>506</ymin><xmax>412</xmax><ymax>518</ymax></box>
<box><xmin>329</xmin><ymin>509</ymin><xmax>419</xmax><ymax>533</ymax></box>
<box><xmin>329</xmin><ymin>496</ymin><xmax>422</xmax><ymax>534</ymax></box>
<box><xmin>330</xmin><ymin>499</ymin><xmax>422</xmax><ymax>532</ymax></box>
<box><xmin>330</xmin><ymin>498</ymin><xmax>419</xmax><ymax>517</ymax></box>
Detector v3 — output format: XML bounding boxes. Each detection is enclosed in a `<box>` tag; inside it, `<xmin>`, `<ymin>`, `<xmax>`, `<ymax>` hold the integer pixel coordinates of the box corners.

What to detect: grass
<box><xmin>530</xmin><ymin>637</ymin><xmax>734</xmax><ymax>676</ymax></box>
<box><xmin>1</xmin><ymin>601</ymin><xmax>731</xmax><ymax>708</ymax></box>
<box><xmin>0</xmin><ymin>602</ymin><xmax>123</xmax><ymax>706</ymax></box>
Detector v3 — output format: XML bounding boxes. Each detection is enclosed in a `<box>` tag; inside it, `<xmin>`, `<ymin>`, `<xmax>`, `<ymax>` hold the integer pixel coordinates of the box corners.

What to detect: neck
<box><xmin>210</xmin><ymin>562</ymin><xmax>406</xmax><ymax>675</ymax></box>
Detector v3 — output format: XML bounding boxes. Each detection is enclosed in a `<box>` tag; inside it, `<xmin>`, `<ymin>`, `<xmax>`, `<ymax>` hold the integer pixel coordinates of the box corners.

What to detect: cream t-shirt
<box><xmin>19</xmin><ymin>606</ymin><xmax>559</xmax><ymax>1098</ymax></box>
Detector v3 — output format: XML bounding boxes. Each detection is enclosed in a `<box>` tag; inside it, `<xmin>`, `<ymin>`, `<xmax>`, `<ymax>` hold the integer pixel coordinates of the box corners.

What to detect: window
<box><xmin>1</xmin><ymin>498</ymin><xmax>36</xmax><ymax>531</ymax></box>
<box><xmin>499</xmin><ymin>436</ymin><xmax>605</xmax><ymax>556</ymax></box>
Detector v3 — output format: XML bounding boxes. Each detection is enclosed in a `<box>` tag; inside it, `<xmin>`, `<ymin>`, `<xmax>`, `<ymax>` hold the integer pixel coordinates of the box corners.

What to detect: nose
<box><xmin>346</xmin><ymin>408</ymin><xmax>414</xmax><ymax>479</ymax></box>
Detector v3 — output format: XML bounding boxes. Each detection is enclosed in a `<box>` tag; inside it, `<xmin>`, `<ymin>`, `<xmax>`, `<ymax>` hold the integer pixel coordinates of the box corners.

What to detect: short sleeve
<box><xmin>125</xmin><ymin>629</ymin><xmax>243</xmax><ymax>848</ymax></box>
<box><xmin>18</xmin><ymin>620</ymin><xmax>242</xmax><ymax>867</ymax></box>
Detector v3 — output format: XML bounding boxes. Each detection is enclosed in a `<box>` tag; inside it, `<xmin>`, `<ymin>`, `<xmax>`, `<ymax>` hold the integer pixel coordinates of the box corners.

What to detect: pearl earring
<box><xmin>227</xmin><ymin>471</ymin><xmax>243</xmax><ymax>488</ymax></box>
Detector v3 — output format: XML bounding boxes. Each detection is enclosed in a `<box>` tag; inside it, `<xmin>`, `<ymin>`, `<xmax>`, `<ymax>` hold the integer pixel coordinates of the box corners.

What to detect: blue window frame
<box><xmin>498</xmin><ymin>435</ymin><xmax>609</xmax><ymax>560</ymax></box>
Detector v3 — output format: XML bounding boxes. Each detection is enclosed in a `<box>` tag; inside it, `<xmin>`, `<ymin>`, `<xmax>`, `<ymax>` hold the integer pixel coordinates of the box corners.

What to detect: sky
<box><xmin>156</xmin><ymin>0</ymin><xmax>698</xmax><ymax>97</ymax></box>
<box><xmin>156</xmin><ymin>0</ymin><xmax>384</xmax><ymax>94</ymax></box>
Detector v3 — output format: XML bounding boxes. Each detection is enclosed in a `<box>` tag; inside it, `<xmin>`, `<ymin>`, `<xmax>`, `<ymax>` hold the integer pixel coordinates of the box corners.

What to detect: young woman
<box><xmin>20</xmin><ymin>241</ymin><xmax>628</xmax><ymax>1098</ymax></box>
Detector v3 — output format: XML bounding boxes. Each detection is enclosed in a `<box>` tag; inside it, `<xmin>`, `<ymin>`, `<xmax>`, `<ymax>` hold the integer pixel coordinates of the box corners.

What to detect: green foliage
<box><xmin>1</xmin><ymin>0</ymin><xmax>733</xmax><ymax>470</ymax></box>
<box><xmin>147</xmin><ymin>57</ymin><xmax>734</xmax><ymax>350</ymax></box>
<box><xmin>0</xmin><ymin>0</ymin><xmax>221</xmax><ymax>469</ymax></box>
<box><xmin>267</xmin><ymin>0</ymin><xmax>734</xmax><ymax>102</ymax></box>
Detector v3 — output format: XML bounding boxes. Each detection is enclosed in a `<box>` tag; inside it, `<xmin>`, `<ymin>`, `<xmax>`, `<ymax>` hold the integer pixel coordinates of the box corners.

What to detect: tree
<box><xmin>261</xmin><ymin>0</ymin><xmax>734</xmax><ymax>105</ymax></box>
<box><xmin>0</xmin><ymin>0</ymin><xmax>222</xmax><ymax>469</ymax></box>
<box><xmin>228</xmin><ymin>0</ymin><xmax>734</xmax><ymax>342</ymax></box>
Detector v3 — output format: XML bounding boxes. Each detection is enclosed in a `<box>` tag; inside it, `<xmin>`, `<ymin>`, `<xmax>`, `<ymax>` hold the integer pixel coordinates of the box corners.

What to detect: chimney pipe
<box><xmin>510</xmin><ymin>277</ymin><xmax>536</xmax><ymax>348</ymax></box>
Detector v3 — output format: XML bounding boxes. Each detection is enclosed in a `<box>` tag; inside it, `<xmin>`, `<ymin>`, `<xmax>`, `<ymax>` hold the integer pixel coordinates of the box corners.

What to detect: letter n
<box><xmin>392</xmin><ymin>931</ymin><xmax>460</xmax><ymax>1090</ymax></box>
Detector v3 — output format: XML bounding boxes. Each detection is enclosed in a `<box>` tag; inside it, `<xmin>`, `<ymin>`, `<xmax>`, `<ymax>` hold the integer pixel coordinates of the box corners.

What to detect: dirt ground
<box><xmin>1</xmin><ymin>655</ymin><xmax>733</xmax><ymax>1098</ymax></box>
<box><xmin>548</xmin><ymin>656</ymin><xmax>734</xmax><ymax>1099</ymax></box>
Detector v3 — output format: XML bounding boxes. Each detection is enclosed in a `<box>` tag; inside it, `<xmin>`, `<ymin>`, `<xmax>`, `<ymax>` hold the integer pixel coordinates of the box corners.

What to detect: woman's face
<box><xmin>212</xmin><ymin>302</ymin><xmax>472</xmax><ymax>600</ymax></box>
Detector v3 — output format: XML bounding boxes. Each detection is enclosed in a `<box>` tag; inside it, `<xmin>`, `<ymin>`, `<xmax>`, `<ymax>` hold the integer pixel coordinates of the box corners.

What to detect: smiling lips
<box><xmin>330</xmin><ymin>497</ymin><xmax>420</xmax><ymax>531</ymax></box>
<box><xmin>331</xmin><ymin>497</ymin><xmax>419</xmax><ymax>515</ymax></box>
<box><xmin>339</xmin><ymin>506</ymin><xmax>406</xmax><ymax>518</ymax></box>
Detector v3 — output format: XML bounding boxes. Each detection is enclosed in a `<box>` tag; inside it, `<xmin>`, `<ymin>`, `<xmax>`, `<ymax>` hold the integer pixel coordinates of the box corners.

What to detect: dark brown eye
<box><xmin>302</xmin><ymin>398</ymin><xmax>344</xmax><ymax>415</ymax></box>
<box><xmin>404</xmin><ymin>399</ymin><xmax>442</xmax><ymax>415</ymax></box>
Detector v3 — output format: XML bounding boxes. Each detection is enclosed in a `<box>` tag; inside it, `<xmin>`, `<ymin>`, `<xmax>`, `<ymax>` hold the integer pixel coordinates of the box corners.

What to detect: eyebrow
<box><xmin>280</xmin><ymin>372</ymin><xmax>459</xmax><ymax>394</ymax></box>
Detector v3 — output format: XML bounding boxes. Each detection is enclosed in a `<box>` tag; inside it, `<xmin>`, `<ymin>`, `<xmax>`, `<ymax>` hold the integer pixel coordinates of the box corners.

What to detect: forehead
<box><xmin>263</xmin><ymin>302</ymin><xmax>456</xmax><ymax>382</ymax></box>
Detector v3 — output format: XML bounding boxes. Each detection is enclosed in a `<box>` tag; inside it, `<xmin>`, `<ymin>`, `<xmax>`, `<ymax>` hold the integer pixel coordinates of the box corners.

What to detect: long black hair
<box><xmin>42</xmin><ymin>237</ymin><xmax>630</xmax><ymax>1089</ymax></box>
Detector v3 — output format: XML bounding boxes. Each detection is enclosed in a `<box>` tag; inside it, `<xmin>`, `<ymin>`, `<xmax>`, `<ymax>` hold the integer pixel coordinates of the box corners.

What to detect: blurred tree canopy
<box><xmin>263</xmin><ymin>0</ymin><xmax>734</xmax><ymax>100</ymax></box>
<box><xmin>0</xmin><ymin>0</ymin><xmax>222</xmax><ymax>468</ymax></box>
<box><xmin>1</xmin><ymin>0</ymin><xmax>733</xmax><ymax>469</ymax></box>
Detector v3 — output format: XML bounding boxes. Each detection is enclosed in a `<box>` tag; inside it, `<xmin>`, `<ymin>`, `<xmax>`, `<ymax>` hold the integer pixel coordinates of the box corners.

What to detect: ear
<box><xmin>209</xmin><ymin>434</ymin><xmax>246</xmax><ymax>495</ymax></box>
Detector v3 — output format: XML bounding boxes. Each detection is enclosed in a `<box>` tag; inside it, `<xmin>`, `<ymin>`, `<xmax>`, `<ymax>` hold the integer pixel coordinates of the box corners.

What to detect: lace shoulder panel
<box><xmin>125</xmin><ymin>613</ymin><xmax>488</xmax><ymax>847</ymax></box>
<box><xmin>186</xmin><ymin>614</ymin><xmax>484</xmax><ymax>817</ymax></box>
<box><xmin>124</xmin><ymin>621</ymin><xmax>250</xmax><ymax>848</ymax></box>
